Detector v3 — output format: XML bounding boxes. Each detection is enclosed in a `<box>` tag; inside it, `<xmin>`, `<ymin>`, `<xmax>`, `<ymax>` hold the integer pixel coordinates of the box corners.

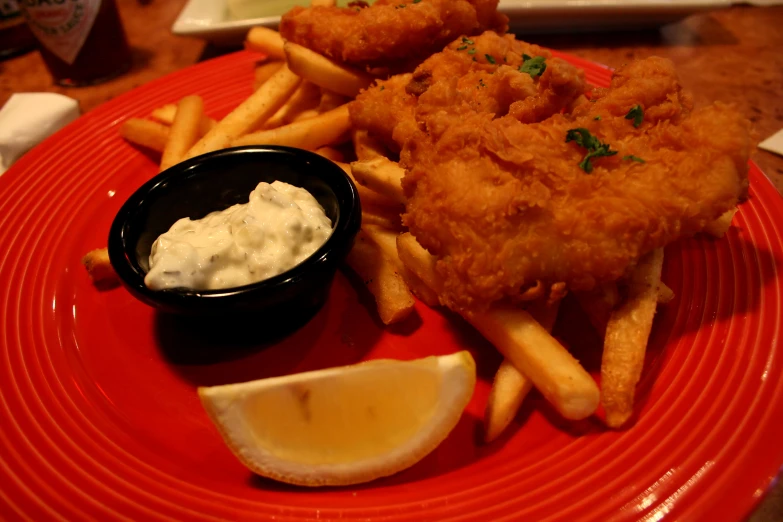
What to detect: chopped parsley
<box><xmin>594</xmin><ymin>115</ymin><xmax>601</xmax><ymax>121</ymax></box>
<box><xmin>478</xmin><ymin>78</ymin><xmax>486</xmax><ymax>88</ymax></box>
<box><xmin>467</xmin><ymin>48</ymin><xmax>476</xmax><ymax>55</ymax></box>
<box><xmin>413</xmin><ymin>0</ymin><xmax>422</xmax><ymax>3</ymax></box>
<box><xmin>623</xmin><ymin>155</ymin><xmax>646</xmax><ymax>163</ymax></box>
<box><xmin>456</xmin><ymin>45</ymin><xmax>468</xmax><ymax>51</ymax></box>
<box><xmin>519</xmin><ymin>55</ymin><xmax>547</xmax><ymax>78</ymax></box>
<box><xmin>380</xmin><ymin>85</ymin><xmax>385</xmax><ymax>91</ymax></box>
<box><xmin>625</xmin><ymin>105</ymin><xmax>644</xmax><ymax>128</ymax></box>
<box><xmin>485</xmin><ymin>54</ymin><xmax>496</xmax><ymax>64</ymax></box>
<box><xmin>395</xmin><ymin>4</ymin><xmax>406</xmax><ymax>8</ymax></box>
<box><xmin>565</xmin><ymin>128</ymin><xmax>617</xmax><ymax>173</ymax></box>
<box><xmin>462</xmin><ymin>37</ymin><xmax>474</xmax><ymax>45</ymax></box>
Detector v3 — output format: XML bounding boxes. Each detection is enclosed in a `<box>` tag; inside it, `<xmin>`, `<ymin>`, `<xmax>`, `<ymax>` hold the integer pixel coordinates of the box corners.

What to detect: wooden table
<box><xmin>1</xmin><ymin>1</ymin><xmax>781</xmax><ymax>520</ymax></box>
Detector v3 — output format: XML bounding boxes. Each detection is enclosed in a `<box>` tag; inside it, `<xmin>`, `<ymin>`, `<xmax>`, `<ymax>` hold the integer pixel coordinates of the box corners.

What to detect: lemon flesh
<box><xmin>198</xmin><ymin>351</ymin><xmax>476</xmax><ymax>486</ymax></box>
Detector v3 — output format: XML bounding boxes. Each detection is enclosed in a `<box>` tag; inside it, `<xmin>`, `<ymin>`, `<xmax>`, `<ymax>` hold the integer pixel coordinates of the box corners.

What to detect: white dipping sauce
<box><xmin>144</xmin><ymin>181</ymin><xmax>332</xmax><ymax>291</ymax></box>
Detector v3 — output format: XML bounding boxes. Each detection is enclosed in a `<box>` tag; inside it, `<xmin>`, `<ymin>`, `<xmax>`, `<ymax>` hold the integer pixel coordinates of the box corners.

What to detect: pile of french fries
<box><xmin>102</xmin><ymin>12</ymin><xmax>740</xmax><ymax>440</ymax></box>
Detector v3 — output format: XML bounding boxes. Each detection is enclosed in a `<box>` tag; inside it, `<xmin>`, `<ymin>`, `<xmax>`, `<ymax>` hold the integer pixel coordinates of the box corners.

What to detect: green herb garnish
<box><xmin>380</xmin><ymin>85</ymin><xmax>385</xmax><ymax>91</ymax></box>
<box><xmin>623</xmin><ymin>155</ymin><xmax>646</xmax><ymax>163</ymax></box>
<box><xmin>456</xmin><ymin>45</ymin><xmax>467</xmax><ymax>51</ymax></box>
<box><xmin>519</xmin><ymin>55</ymin><xmax>547</xmax><ymax>78</ymax></box>
<box><xmin>413</xmin><ymin>0</ymin><xmax>422</xmax><ymax>3</ymax></box>
<box><xmin>566</xmin><ymin>128</ymin><xmax>617</xmax><ymax>173</ymax></box>
<box><xmin>462</xmin><ymin>37</ymin><xmax>474</xmax><ymax>44</ymax></box>
<box><xmin>485</xmin><ymin>54</ymin><xmax>496</xmax><ymax>64</ymax></box>
<box><xmin>625</xmin><ymin>105</ymin><xmax>644</xmax><ymax>128</ymax></box>
<box><xmin>467</xmin><ymin>48</ymin><xmax>476</xmax><ymax>55</ymax></box>
<box><xmin>594</xmin><ymin>115</ymin><xmax>601</xmax><ymax>121</ymax></box>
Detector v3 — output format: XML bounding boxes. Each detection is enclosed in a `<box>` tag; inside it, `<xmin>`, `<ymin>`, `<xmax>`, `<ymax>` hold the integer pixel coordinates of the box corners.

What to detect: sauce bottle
<box><xmin>19</xmin><ymin>0</ymin><xmax>132</xmax><ymax>86</ymax></box>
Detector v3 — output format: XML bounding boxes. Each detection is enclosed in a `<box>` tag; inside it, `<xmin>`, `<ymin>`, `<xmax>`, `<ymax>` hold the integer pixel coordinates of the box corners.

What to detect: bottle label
<box><xmin>21</xmin><ymin>0</ymin><xmax>102</xmax><ymax>65</ymax></box>
<box><xmin>1</xmin><ymin>1</ymin><xmax>22</xmax><ymax>22</ymax></box>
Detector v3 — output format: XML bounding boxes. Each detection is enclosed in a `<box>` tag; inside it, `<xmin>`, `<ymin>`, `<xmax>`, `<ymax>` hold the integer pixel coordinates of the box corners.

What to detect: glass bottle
<box><xmin>19</xmin><ymin>0</ymin><xmax>132</xmax><ymax>86</ymax></box>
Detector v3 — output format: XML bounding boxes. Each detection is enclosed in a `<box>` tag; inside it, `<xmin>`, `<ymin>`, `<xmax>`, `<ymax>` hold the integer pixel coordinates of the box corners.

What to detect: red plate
<box><xmin>1</xmin><ymin>50</ymin><xmax>782</xmax><ymax>522</ymax></box>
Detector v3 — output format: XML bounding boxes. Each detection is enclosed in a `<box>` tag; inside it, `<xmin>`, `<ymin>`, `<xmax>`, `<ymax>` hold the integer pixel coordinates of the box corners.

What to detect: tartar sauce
<box><xmin>144</xmin><ymin>181</ymin><xmax>332</xmax><ymax>290</ymax></box>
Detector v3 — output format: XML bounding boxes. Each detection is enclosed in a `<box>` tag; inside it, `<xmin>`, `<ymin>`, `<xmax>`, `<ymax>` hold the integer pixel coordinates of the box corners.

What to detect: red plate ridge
<box><xmin>0</xmin><ymin>50</ymin><xmax>781</xmax><ymax>521</ymax></box>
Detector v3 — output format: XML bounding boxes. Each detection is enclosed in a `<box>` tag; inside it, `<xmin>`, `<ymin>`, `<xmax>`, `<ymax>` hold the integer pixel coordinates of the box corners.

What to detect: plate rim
<box><xmin>1</xmin><ymin>49</ymin><xmax>781</xmax><ymax>522</ymax></box>
<box><xmin>170</xmin><ymin>0</ymin><xmax>733</xmax><ymax>36</ymax></box>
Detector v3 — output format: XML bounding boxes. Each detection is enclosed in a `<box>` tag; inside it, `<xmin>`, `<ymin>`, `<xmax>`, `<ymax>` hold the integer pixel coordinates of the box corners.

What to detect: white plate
<box><xmin>171</xmin><ymin>0</ymin><xmax>733</xmax><ymax>46</ymax></box>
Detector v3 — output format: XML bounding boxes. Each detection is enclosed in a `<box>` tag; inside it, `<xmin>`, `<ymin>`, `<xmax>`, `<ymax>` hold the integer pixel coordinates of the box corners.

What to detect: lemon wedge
<box><xmin>198</xmin><ymin>351</ymin><xmax>476</xmax><ymax>486</ymax></box>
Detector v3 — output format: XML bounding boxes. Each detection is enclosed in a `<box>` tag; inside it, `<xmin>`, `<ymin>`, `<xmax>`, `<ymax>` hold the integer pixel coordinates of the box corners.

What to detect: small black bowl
<box><xmin>108</xmin><ymin>146</ymin><xmax>361</xmax><ymax>318</ymax></box>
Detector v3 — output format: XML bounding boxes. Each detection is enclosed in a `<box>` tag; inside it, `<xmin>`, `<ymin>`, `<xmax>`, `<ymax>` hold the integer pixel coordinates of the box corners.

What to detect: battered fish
<box><xmin>280</xmin><ymin>0</ymin><xmax>508</xmax><ymax>68</ymax></box>
<box><xmin>350</xmin><ymin>32</ymin><xmax>585</xmax><ymax>151</ymax></box>
<box><xmin>401</xmin><ymin>56</ymin><xmax>752</xmax><ymax>309</ymax></box>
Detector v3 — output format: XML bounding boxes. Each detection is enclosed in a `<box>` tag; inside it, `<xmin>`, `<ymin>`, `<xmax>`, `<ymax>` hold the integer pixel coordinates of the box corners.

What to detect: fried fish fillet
<box><xmin>401</xmin><ymin>56</ymin><xmax>753</xmax><ymax>310</ymax></box>
<box><xmin>350</xmin><ymin>32</ymin><xmax>586</xmax><ymax>152</ymax></box>
<box><xmin>280</xmin><ymin>0</ymin><xmax>508</xmax><ymax>68</ymax></box>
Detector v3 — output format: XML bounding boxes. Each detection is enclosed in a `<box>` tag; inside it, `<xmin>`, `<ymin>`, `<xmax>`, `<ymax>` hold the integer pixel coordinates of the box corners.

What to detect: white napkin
<box><xmin>759</xmin><ymin>129</ymin><xmax>783</xmax><ymax>158</ymax></box>
<box><xmin>0</xmin><ymin>93</ymin><xmax>80</xmax><ymax>176</ymax></box>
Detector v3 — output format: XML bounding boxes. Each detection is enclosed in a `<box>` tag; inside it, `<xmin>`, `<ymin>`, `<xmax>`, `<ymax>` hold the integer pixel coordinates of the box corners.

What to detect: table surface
<box><xmin>1</xmin><ymin>1</ymin><xmax>781</xmax><ymax>520</ymax></box>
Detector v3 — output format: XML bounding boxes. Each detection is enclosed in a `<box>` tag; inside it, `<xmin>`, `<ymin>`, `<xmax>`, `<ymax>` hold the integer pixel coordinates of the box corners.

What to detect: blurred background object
<box><xmin>19</xmin><ymin>0</ymin><xmax>132</xmax><ymax>86</ymax></box>
<box><xmin>0</xmin><ymin>0</ymin><xmax>35</xmax><ymax>58</ymax></box>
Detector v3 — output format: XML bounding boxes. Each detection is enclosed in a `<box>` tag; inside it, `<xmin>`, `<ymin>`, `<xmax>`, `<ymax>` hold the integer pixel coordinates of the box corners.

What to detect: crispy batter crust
<box><xmin>280</xmin><ymin>0</ymin><xmax>508</xmax><ymax>68</ymax></box>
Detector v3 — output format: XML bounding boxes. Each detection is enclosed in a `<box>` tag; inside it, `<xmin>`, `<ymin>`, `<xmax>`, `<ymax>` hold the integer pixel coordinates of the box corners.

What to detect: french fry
<box><xmin>334</xmin><ymin>161</ymin><xmax>402</xmax><ymax>208</ymax></box>
<box><xmin>362</xmin><ymin>225</ymin><xmax>402</xmax><ymax>267</ymax></box>
<box><xmin>346</xmin><ymin>231</ymin><xmax>415</xmax><ymax>325</ymax></box>
<box><xmin>468</xmin><ymin>306</ymin><xmax>599</xmax><ymax>421</ymax></box>
<box><xmin>319</xmin><ymin>89</ymin><xmax>349</xmax><ymax>112</ymax></box>
<box><xmin>484</xmin><ymin>298</ymin><xmax>561</xmax><ymax>443</ymax></box>
<box><xmin>314</xmin><ymin>146</ymin><xmax>345</xmax><ymax>162</ymax></box>
<box><xmin>351</xmin><ymin>157</ymin><xmax>406</xmax><ymax>204</ymax></box>
<box><xmin>397</xmin><ymin>233</ymin><xmax>600</xmax><ymax>420</ymax></box>
<box><xmin>353</xmin><ymin>129</ymin><xmax>387</xmax><ymax>160</ymax></box>
<box><xmin>120</xmin><ymin>118</ymin><xmax>169</xmax><ymax>153</ymax></box>
<box><xmin>233</xmin><ymin>104</ymin><xmax>351</xmax><ymax>150</ymax></box>
<box><xmin>574</xmin><ymin>282</ymin><xmax>620</xmax><ymax>338</ymax></box>
<box><xmin>363</xmin><ymin>220</ymin><xmax>441</xmax><ymax>307</ymax></box>
<box><xmin>658</xmin><ymin>282</ymin><xmax>675</xmax><ymax>304</ymax></box>
<box><xmin>362</xmin><ymin>211</ymin><xmax>401</xmax><ymax>230</ymax></box>
<box><xmin>576</xmin><ymin>278</ymin><xmax>672</xmax><ymax>336</ymax></box>
<box><xmin>82</xmin><ymin>248</ymin><xmax>120</xmax><ymax>288</ymax></box>
<box><xmin>291</xmin><ymin>109</ymin><xmax>320</xmax><ymax>123</ymax></box>
<box><xmin>704</xmin><ymin>208</ymin><xmax>737</xmax><ymax>238</ymax></box>
<box><xmin>244</xmin><ymin>27</ymin><xmax>286</xmax><ymax>60</ymax></box>
<box><xmin>485</xmin><ymin>362</ymin><xmax>532</xmax><ymax>442</ymax></box>
<box><xmin>284</xmin><ymin>42</ymin><xmax>374</xmax><ymax>98</ymax></box>
<box><xmin>151</xmin><ymin>104</ymin><xmax>216</xmax><ymax>137</ymax></box>
<box><xmin>601</xmin><ymin>248</ymin><xmax>664</xmax><ymax>428</ymax></box>
<box><xmin>402</xmin><ymin>268</ymin><xmax>440</xmax><ymax>307</ymax></box>
<box><xmin>263</xmin><ymin>81</ymin><xmax>321</xmax><ymax>129</ymax></box>
<box><xmin>200</xmin><ymin>118</ymin><xmax>218</xmax><ymax>136</ymax></box>
<box><xmin>363</xmin><ymin>219</ymin><xmax>440</xmax><ymax>307</ymax></box>
<box><xmin>253</xmin><ymin>61</ymin><xmax>284</xmax><ymax>90</ymax></box>
<box><xmin>160</xmin><ymin>95</ymin><xmax>204</xmax><ymax>171</ymax></box>
<box><xmin>150</xmin><ymin>104</ymin><xmax>177</xmax><ymax>124</ymax></box>
<box><xmin>185</xmin><ymin>64</ymin><xmax>301</xmax><ymax>159</ymax></box>
<box><xmin>364</xmin><ymin>200</ymin><xmax>404</xmax><ymax>227</ymax></box>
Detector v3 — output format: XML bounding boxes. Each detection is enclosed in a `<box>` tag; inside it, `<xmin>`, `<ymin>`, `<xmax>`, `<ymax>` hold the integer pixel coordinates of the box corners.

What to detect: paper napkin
<box><xmin>0</xmin><ymin>93</ymin><xmax>80</xmax><ymax>176</ymax></box>
<box><xmin>758</xmin><ymin>128</ymin><xmax>783</xmax><ymax>158</ymax></box>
